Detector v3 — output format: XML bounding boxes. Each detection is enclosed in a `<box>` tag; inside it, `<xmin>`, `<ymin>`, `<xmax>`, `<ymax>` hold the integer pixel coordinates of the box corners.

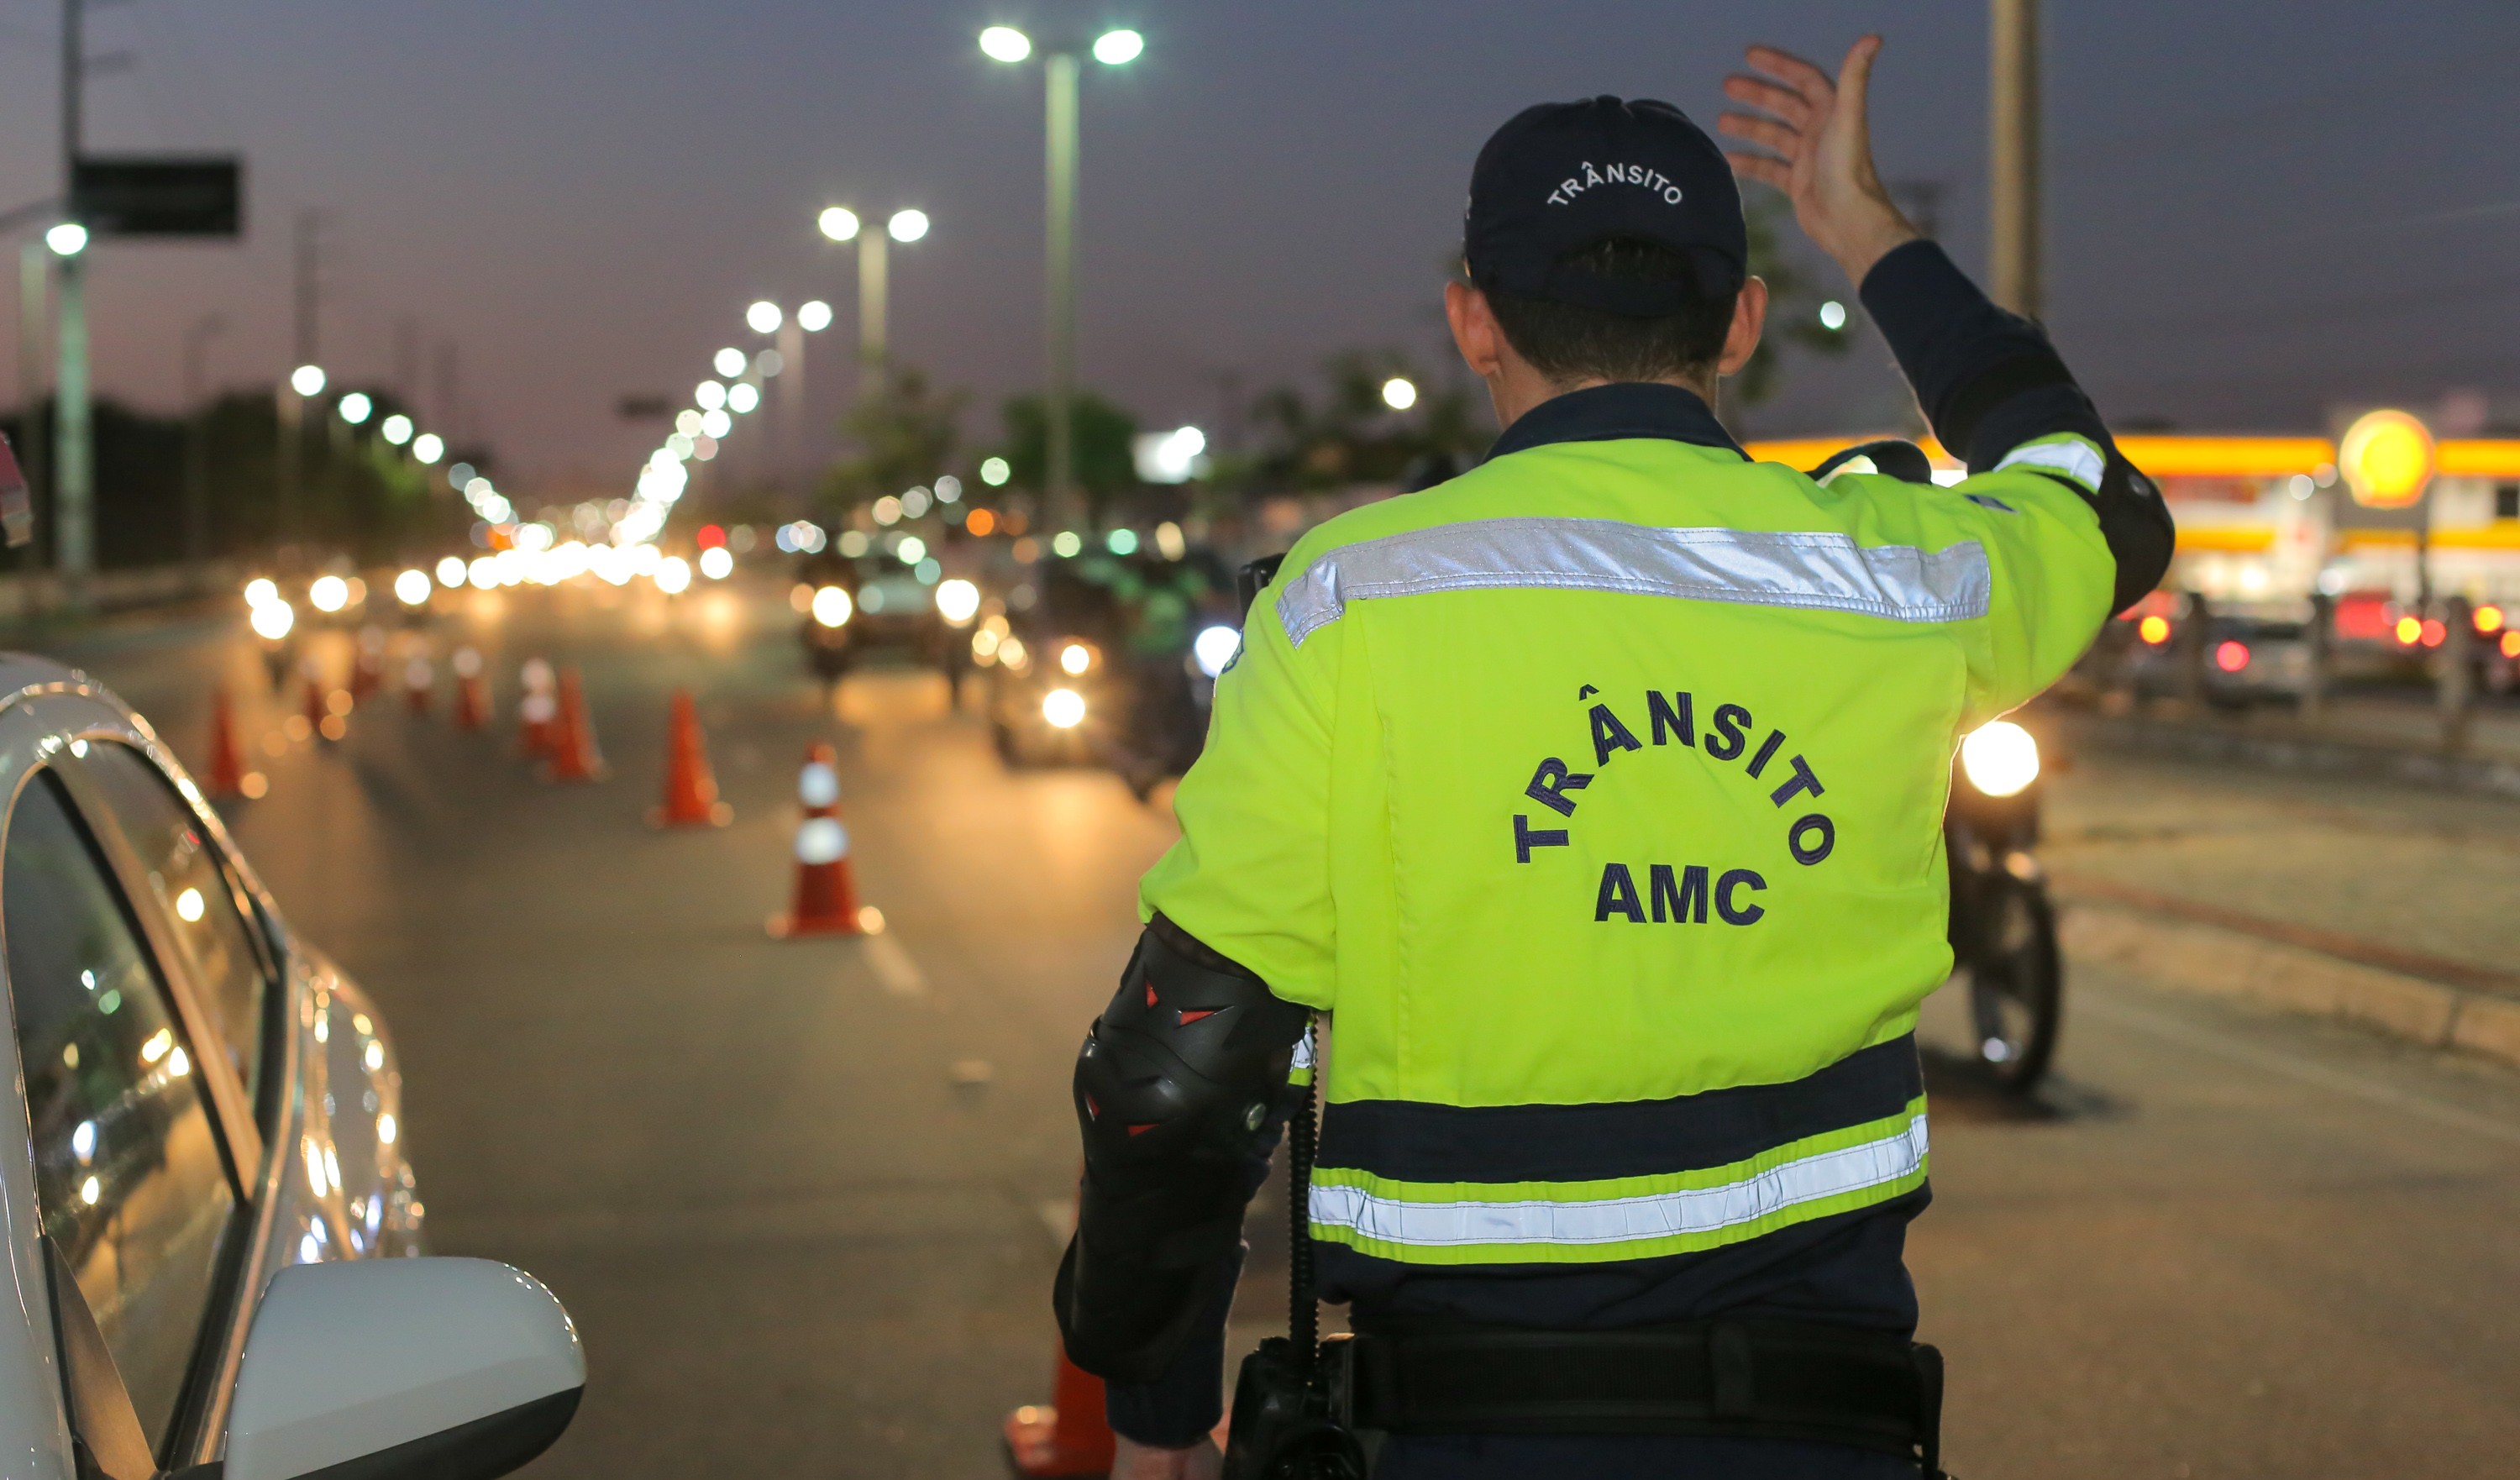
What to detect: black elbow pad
<box><xmin>2092</xmin><ymin>453</ymin><xmax>2176</xmax><ymax>616</ymax></box>
<box><xmin>1056</xmin><ymin>916</ymin><xmax>1309</xmax><ymax>1382</ymax></box>
<box><xmin>1075</xmin><ymin>918</ymin><xmax>1310</xmax><ymax>1178</ymax></box>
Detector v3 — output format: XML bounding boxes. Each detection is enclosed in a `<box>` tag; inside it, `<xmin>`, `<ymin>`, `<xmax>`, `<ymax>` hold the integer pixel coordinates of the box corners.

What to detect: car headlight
<box><xmin>1959</xmin><ymin>720</ymin><xmax>2040</xmax><ymax>798</ymax></box>
<box><xmin>249</xmin><ymin>599</ymin><xmax>295</xmax><ymax>641</ymax></box>
<box><xmin>1193</xmin><ymin>625</ymin><xmax>1241</xmax><ymax>678</ymax></box>
<box><xmin>1059</xmin><ymin>641</ymin><xmax>1095</xmax><ymax>676</ymax></box>
<box><xmin>811</xmin><ymin>585</ymin><xmax>853</xmax><ymax>628</ymax></box>
<box><xmin>936</xmin><ymin>578</ymin><xmax>981</xmax><ymax>625</ymax></box>
<box><xmin>1043</xmin><ymin>688</ymin><xmax>1087</xmax><ymax>728</ymax></box>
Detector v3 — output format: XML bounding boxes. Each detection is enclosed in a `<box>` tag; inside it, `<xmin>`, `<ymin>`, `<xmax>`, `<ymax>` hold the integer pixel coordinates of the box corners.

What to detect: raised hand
<box><xmin>1719</xmin><ymin>36</ymin><xmax>1919</xmax><ymax>286</ymax></box>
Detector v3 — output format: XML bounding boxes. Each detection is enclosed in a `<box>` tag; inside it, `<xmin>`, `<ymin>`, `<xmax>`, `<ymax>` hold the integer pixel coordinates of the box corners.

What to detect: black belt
<box><xmin>1332</xmin><ymin>1318</ymin><xmax>1943</xmax><ymax>1471</ymax></box>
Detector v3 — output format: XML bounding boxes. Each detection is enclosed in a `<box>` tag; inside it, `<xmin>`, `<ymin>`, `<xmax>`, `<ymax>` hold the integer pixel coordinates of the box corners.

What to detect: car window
<box><xmin>69</xmin><ymin>743</ymin><xmax>270</xmax><ymax>1104</ymax></box>
<box><xmin>3</xmin><ymin>773</ymin><xmax>239</xmax><ymax>1451</ymax></box>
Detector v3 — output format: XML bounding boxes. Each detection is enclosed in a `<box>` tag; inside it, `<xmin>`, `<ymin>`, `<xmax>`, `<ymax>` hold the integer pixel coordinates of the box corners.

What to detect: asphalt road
<box><xmin>41</xmin><ymin>578</ymin><xmax>2520</xmax><ymax>1478</ymax></box>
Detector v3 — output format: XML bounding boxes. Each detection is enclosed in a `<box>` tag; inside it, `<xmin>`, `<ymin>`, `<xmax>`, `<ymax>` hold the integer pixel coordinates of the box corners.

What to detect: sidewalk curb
<box><xmin>2064</xmin><ymin>711</ymin><xmax>2520</xmax><ymax>799</ymax></box>
<box><xmin>2061</xmin><ymin>901</ymin><xmax>2520</xmax><ymax>1071</ymax></box>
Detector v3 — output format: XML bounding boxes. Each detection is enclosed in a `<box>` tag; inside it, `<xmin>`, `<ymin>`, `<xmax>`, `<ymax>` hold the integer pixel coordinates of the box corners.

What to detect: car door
<box><xmin>0</xmin><ymin>762</ymin><xmax>257</xmax><ymax>1471</ymax></box>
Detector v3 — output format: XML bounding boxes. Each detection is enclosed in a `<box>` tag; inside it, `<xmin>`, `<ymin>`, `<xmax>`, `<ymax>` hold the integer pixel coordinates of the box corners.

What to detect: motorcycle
<box><xmin>1945</xmin><ymin>718</ymin><xmax>2062</xmax><ymax>1091</ymax></box>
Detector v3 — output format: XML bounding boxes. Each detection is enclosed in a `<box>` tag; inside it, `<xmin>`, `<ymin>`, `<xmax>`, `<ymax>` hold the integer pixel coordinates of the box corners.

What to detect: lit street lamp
<box><xmin>816</xmin><ymin>204</ymin><xmax>930</xmax><ymax>384</ymax></box>
<box><xmin>982</xmin><ymin>24</ymin><xmax>1143</xmax><ymax>517</ymax></box>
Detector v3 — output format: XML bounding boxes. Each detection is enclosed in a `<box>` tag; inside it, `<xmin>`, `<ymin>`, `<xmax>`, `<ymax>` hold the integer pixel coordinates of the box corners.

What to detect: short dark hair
<box><xmin>1483</xmin><ymin>236</ymin><xmax>1736</xmax><ymax>385</ymax></box>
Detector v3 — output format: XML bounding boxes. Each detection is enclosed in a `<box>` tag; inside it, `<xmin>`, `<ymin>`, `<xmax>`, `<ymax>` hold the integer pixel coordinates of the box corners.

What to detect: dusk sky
<box><xmin>3</xmin><ymin>0</ymin><xmax>2513</xmax><ymax>495</ymax></box>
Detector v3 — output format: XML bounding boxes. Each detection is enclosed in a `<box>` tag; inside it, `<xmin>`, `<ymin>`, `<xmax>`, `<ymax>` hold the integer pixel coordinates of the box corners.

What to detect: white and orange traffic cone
<box><xmin>1003</xmin><ymin>1346</ymin><xmax>1118</xmax><ymax>1479</ymax></box>
<box><xmin>545</xmin><ymin>665</ymin><xmax>608</xmax><ymax>782</ymax></box>
<box><xmin>452</xmin><ymin>647</ymin><xmax>490</xmax><ymax>731</ymax></box>
<box><xmin>1005</xmin><ymin>1177</ymin><xmax>1120</xmax><ymax>1477</ymax></box>
<box><xmin>767</xmin><ymin>744</ymin><xmax>872</xmax><ymax>937</ymax></box>
<box><xmin>403</xmin><ymin>654</ymin><xmax>434</xmax><ymax>716</ymax></box>
<box><xmin>350</xmin><ymin>625</ymin><xmax>386</xmax><ymax>703</ymax></box>
<box><xmin>203</xmin><ymin>687</ymin><xmax>265</xmax><ymax>800</ymax></box>
<box><xmin>302</xmin><ymin>659</ymin><xmax>349</xmax><ymax>743</ymax></box>
<box><xmin>651</xmin><ymin>688</ymin><xmax>732</xmax><ymax>827</ymax></box>
<box><xmin>517</xmin><ymin>658</ymin><xmax>558</xmax><ymax>759</ymax></box>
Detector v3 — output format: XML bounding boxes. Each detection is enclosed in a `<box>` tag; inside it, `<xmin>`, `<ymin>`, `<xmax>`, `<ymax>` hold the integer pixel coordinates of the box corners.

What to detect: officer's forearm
<box><xmin>1857</xmin><ymin>239</ymin><xmax>2098</xmax><ymax>468</ymax></box>
<box><xmin>1859</xmin><ymin>239</ymin><xmax>2174</xmax><ymax>611</ymax></box>
<box><xmin>1103</xmin><ymin>1246</ymin><xmax>1247</xmax><ymax>1446</ymax></box>
<box><xmin>1055</xmin><ymin>915</ymin><xmax>1310</xmax><ymax>1386</ymax></box>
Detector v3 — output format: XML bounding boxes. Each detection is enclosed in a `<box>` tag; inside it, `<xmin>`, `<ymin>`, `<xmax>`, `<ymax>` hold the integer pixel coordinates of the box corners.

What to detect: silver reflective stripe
<box><xmin>1307</xmin><ymin>1113</ymin><xmax>1928</xmax><ymax>1250</ymax></box>
<box><xmin>1994</xmin><ymin>437</ymin><xmax>2104</xmax><ymax>492</ymax></box>
<box><xmin>1275</xmin><ymin>518</ymin><xmax>1988</xmax><ymax>648</ymax></box>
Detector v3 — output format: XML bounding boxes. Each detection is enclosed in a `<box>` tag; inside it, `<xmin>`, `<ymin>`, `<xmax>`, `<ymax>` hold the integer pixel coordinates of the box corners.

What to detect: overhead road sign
<box><xmin>71</xmin><ymin>157</ymin><xmax>242</xmax><ymax>238</ymax></box>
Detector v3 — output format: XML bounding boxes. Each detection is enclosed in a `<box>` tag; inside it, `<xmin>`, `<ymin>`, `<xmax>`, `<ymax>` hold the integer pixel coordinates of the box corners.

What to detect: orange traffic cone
<box><xmin>545</xmin><ymin>665</ymin><xmax>608</xmax><ymax>782</ymax></box>
<box><xmin>1003</xmin><ymin>1346</ymin><xmax>1117</xmax><ymax>1479</ymax></box>
<box><xmin>517</xmin><ymin>658</ymin><xmax>558</xmax><ymax>758</ymax></box>
<box><xmin>350</xmin><ymin>626</ymin><xmax>386</xmax><ymax>702</ymax></box>
<box><xmin>452</xmin><ymin>648</ymin><xmax>490</xmax><ymax>731</ymax></box>
<box><xmin>204</xmin><ymin>688</ymin><xmax>255</xmax><ymax>800</ymax></box>
<box><xmin>303</xmin><ymin>669</ymin><xmax>349</xmax><ymax>743</ymax></box>
<box><xmin>403</xmin><ymin>655</ymin><xmax>434</xmax><ymax>715</ymax></box>
<box><xmin>767</xmin><ymin>744</ymin><xmax>867</xmax><ymax>937</ymax></box>
<box><xmin>651</xmin><ymin>689</ymin><xmax>732</xmax><ymax>827</ymax></box>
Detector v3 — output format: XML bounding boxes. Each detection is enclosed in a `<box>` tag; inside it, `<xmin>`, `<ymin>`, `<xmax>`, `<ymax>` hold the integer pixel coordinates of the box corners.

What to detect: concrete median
<box><xmin>2058</xmin><ymin>882</ymin><xmax>2520</xmax><ymax>1072</ymax></box>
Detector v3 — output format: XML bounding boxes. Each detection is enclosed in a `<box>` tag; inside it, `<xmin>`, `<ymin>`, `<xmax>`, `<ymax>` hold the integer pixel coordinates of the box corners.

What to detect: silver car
<box><xmin>0</xmin><ymin>657</ymin><xmax>582</xmax><ymax>1480</ymax></box>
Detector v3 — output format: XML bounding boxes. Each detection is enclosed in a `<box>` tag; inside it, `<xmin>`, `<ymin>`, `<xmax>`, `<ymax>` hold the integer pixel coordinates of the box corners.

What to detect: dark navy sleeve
<box><xmin>1102</xmin><ymin>1246</ymin><xmax>1243</xmax><ymax>1446</ymax></box>
<box><xmin>1101</xmin><ymin>1126</ymin><xmax>1282</xmax><ymax>1446</ymax></box>
<box><xmin>1858</xmin><ymin>239</ymin><xmax>2174</xmax><ymax>613</ymax></box>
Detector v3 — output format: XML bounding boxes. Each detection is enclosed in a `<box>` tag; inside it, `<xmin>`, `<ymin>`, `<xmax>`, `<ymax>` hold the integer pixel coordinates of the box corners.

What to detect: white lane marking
<box><xmin>863</xmin><ymin>932</ymin><xmax>926</xmax><ymax>997</ymax></box>
<box><xmin>2080</xmin><ymin>994</ymin><xmax>2520</xmax><ymax>1149</ymax></box>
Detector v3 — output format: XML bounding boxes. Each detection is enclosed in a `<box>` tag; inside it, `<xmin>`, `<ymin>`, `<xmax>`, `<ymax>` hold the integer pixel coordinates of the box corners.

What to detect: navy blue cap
<box><xmin>1464</xmin><ymin>97</ymin><xmax>1746</xmax><ymax>317</ymax></box>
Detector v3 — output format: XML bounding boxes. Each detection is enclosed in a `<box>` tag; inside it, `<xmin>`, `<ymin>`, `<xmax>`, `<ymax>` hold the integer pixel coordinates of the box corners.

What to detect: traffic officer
<box><xmin>1055</xmin><ymin>35</ymin><xmax>2173</xmax><ymax>1480</ymax></box>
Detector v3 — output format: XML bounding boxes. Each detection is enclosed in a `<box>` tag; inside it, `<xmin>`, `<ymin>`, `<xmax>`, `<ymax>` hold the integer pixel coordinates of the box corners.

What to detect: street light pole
<box><xmin>18</xmin><ymin>242</ymin><xmax>48</xmax><ymax>543</ymax></box>
<box><xmin>56</xmin><ymin>0</ymin><xmax>91</xmax><ymax>611</ymax></box>
<box><xmin>778</xmin><ymin>317</ymin><xmax>806</xmax><ymax>491</ymax></box>
<box><xmin>858</xmin><ymin>228</ymin><xmax>888</xmax><ymax>380</ymax></box>
<box><xmin>982</xmin><ymin>25</ymin><xmax>1141</xmax><ymax>522</ymax></box>
<box><xmin>1988</xmin><ymin>0</ymin><xmax>2041</xmax><ymax>320</ymax></box>
<box><xmin>1045</xmin><ymin>50</ymin><xmax>1079</xmax><ymax>521</ymax></box>
<box><xmin>182</xmin><ymin>312</ymin><xmax>223</xmax><ymax>581</ymax></box>
<box><xmin>276</xmin><ymin>213</ymin><xmax>323</xmax><ymax>549</ymax></box>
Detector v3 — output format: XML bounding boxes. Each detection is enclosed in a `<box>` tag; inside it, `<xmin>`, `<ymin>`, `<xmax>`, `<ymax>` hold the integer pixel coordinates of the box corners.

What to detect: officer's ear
<box><xmin>1716</xmin><ymin>275</ymin><xmax>1768</xmax><ymax>378</ymax></box>
<box><xmin>1445</xmin><ymin>280</ymin><xmax>1508</xmax><ymax>381</ymax></box>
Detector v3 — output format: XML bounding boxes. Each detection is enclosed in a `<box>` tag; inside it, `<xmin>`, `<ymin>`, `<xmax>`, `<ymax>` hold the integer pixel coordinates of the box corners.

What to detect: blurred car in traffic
<box><xmin>980</xmin><ymin>567</ymin><xmax>1128</xmax><ymax>768</ymax></box>
<box><xmin>2124</xmin><ymin>604</ymin><xmax>2316</xmax><ymax>706</ymax></box>
<box><xmin>794</xmin><ymin>553</ymin><xmax>954</xmax><ymax>690</ymax></box>
<box><xmin>975</xmin><ymin>551</ymin><xmax>1237</xmax><ymax>793</ymax></box>
<box><xmin>0</xmin><ymin>656</ymin><xmax>583</xmax><ymax>1478</ymax></box>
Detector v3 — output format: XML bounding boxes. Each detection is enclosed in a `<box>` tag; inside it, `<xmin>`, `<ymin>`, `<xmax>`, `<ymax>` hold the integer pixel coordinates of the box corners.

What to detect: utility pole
<box><xmin>1988</xmin><ymin>0</ymin><xmax>2041</xmax><ymax>320</ymax></box>
<box><xmin>392</xmin><ymin>315</ymin><xmax>420</xmax><ymax>407</ymax></box>
<box><xmin>56</xmin><ymin>0</ymin><xmax>92</xmax><ymax>611</ymax></box>
<box><xmin>858</xmin><ymin>231</ymin><xmax>889</xmax><ymax>381</ymax></box>
<box><xmin>18</xmin><ymin>243</ymin><xmax>47</xmax><ymax>542</ymax></box>
<box><xmin>277</xmin><ymin>209</ymin><xmax>318</xmax><ymax>547</ymax></box>
<box><xmin>1045</xmin><ymin>50</ymin><xmax>1079</xmax><ymax>520</ymax></box>
<box><xmin>181</xmin><ymin>312</ymin><xmax>223</xmax><ymax>577</ymax></box>
<box><xmin>432</xmin><ymin>340</ymin><xmax>458</xmax><ymax>482</ymax></box>
<box><xmin>778</xmin><ymin>317</ymin><xmax>806</xmax><ymax>495</ymax></box>
<box><xmin>433</xmin><ymin>341</ymin><xmax>458</xmax><ymax>442</ymax></box>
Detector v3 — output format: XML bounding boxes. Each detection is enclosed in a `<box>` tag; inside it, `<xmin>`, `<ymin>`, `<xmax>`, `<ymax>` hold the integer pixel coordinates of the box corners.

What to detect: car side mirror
<box><xmin>217</xmin><ymin>1257</ymin><xmax>583</xmax><ymax>1480</ymax></box>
